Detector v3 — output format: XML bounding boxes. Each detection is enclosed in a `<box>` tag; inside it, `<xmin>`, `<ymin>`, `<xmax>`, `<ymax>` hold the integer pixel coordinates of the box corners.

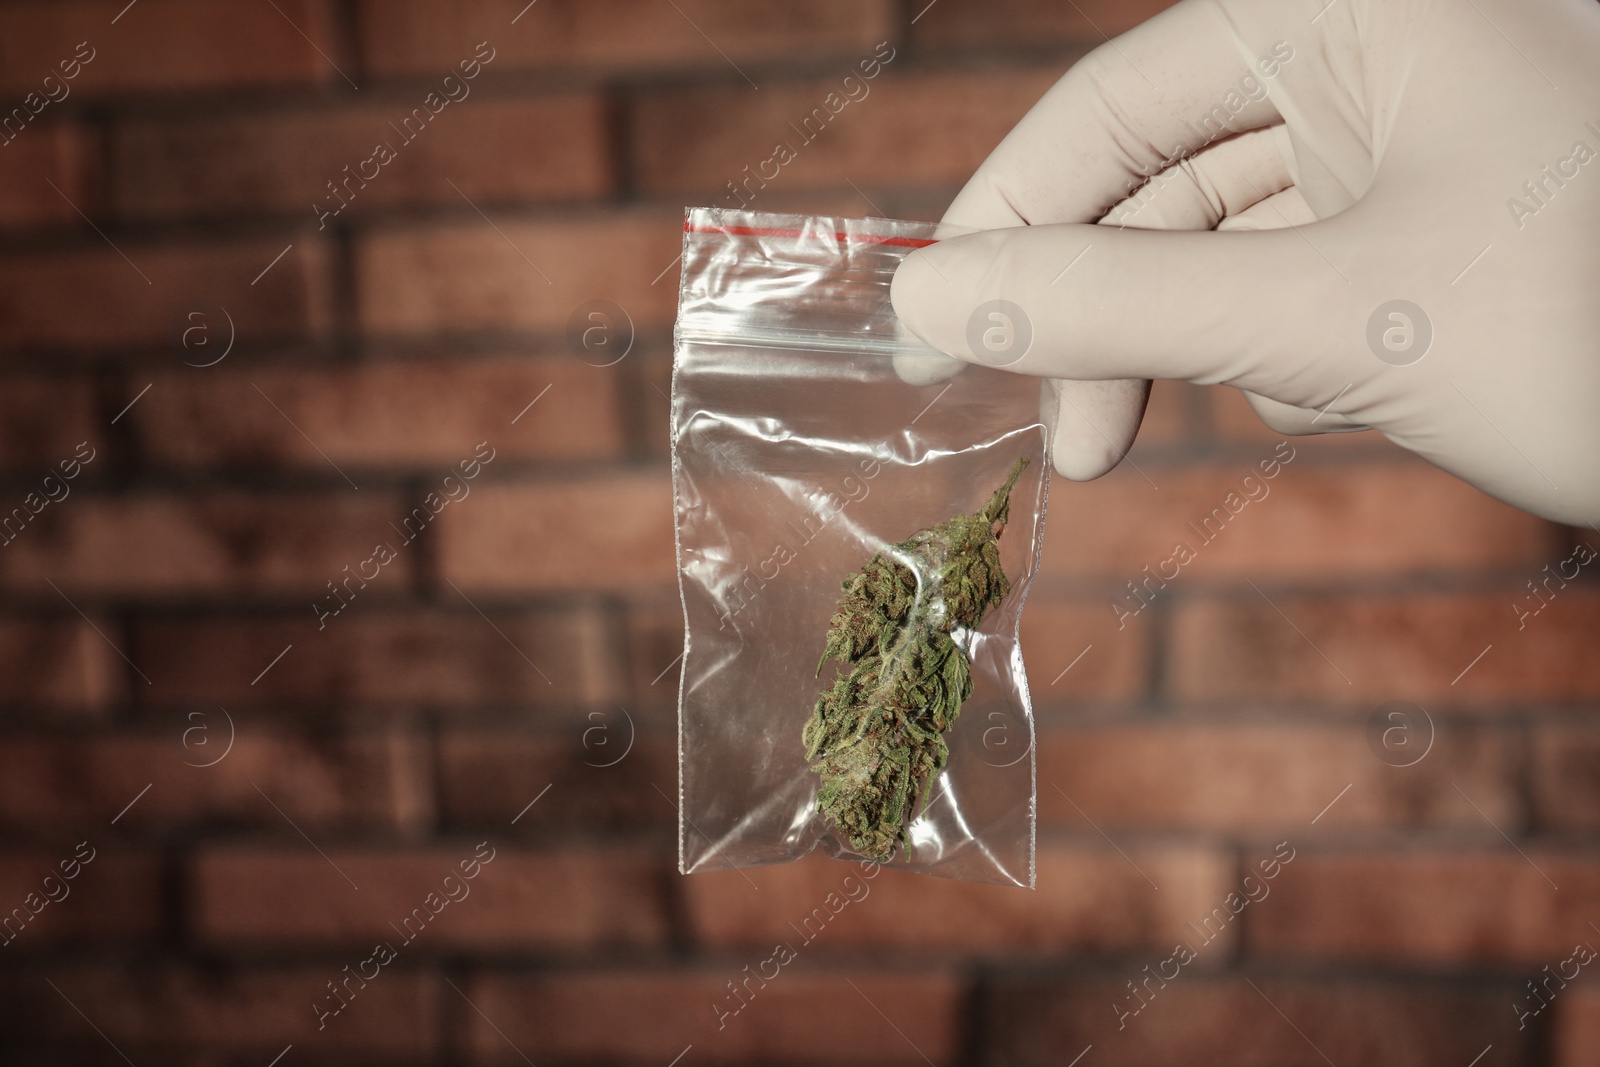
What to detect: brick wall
<box><xmin>0</xmin><ymin>1</ymin><xmax>1595</xmax><ymax>1064</ymax></box>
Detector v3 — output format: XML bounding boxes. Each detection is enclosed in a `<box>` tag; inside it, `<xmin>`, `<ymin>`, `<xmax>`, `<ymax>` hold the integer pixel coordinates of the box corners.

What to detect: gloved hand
<box><xmin>891</xmin><ymin>0</ymin><xmax>1600</xmax><ymax>527</ymax></box>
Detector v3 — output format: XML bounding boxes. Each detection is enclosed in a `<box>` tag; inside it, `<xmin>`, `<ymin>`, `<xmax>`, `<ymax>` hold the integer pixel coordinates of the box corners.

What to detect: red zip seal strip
<box><xmin>683</xmin><ymin>220</ymin><xmax>938</xmax><ymax>248</ymax></box>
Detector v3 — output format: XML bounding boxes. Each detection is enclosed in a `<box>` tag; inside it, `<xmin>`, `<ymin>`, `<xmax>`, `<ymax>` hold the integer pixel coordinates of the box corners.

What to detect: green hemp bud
<box><xmin>802</xmin><ymin>458</ymin><xmax>1028</xmax><ymax>861</ymax></box>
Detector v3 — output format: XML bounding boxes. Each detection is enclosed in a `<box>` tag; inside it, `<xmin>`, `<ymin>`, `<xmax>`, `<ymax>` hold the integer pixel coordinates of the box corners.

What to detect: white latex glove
<box><xmin>891</xmin><ymin>0</ymin><xmax>1600</xmax><ymax>526</ymax></box>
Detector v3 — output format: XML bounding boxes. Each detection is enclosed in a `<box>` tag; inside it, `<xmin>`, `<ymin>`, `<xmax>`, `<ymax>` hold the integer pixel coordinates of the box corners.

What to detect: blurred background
<box><xmin>0</xmin><ymin>0</ymin><xmax>1596</xmax><ymax>1063</ymax></box>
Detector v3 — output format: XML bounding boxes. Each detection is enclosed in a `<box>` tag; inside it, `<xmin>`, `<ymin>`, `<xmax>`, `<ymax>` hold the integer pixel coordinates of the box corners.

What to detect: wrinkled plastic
<box><xmin>671</xmin><ymin>208</ymin><xmax>1047</xmax><ymax>888</ymax></box>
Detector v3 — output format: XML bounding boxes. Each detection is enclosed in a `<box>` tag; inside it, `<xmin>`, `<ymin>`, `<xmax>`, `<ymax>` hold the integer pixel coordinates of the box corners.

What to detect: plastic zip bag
<box><xmin>671</xmin><ymin>208</ymin><xmax>1048</xmax><ymax>888</ymax></box>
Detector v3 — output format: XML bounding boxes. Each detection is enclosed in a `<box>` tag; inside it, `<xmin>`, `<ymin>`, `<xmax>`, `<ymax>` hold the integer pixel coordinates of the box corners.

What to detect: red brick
<box><xmin>2</xmin><ymin>964</ymin><xmax>438</xmax><ymax>1056</ymax></box>
<box><xmin>359</xmin><ymin>0</ymin><xmax>895</xmax><ymax>76</ymax></box>
<box><xmin>0</xmin><ymin>732</ymin><xmax>428</xmax><ymax>830</ymax></box>
<box><xmin>194</xmin><ymin>847</ymin><xmax>670</xmax><ymax>950</ymax></box>
<box><xmin>464</xmin><ymin>968</ymin><xmax>961</xmax><ymax>1064</ymax></box>
<box><xmin>707</xmin><ymin>184</ymin><xmax>911</xmax><ymax>223</ymax></box>
<box><xmin>0</xmin><ymin>375</ymin><xmax>101</xmax><ymax>470</ymax></box>
<box><xmin>1533</xmin><ymin>725</ymin><xmax>1600</xmax><ymax>831</ymax></box>
<box><xmin>135</xmin><ymin>355</ymin><xmax>624</xmax><ymax>470</ymax></box>
<box><xmin>1021</xmin><ymin>597</ymin><xmax>1151</xmax><ymax>703</ymax></box>
<box><xmin>1039</xmin><ymin>723</ymin><xmax>1518</xmax><ymax>830</ymax></box>
<box><xmin>113</xmin><ymin>95</ymin><xmax>610</xmax><ymax>222</ymax></box>
<box><xmin>634</xmin><ymin>68</ymin><xmax>1061</xmax><ymax>199</ymax></box>
<box><xmin>436</xmin><ymin>473</ymin><xmax>676</xmax><ymax>594</ymax></box>
<box><xmin>0</xmin><ymin>491</ymin><xmax>411</xmax><ymax>598</ymax></box>
<box><xmin>685</xmin><ymin>845</ymin><xmax>1231</xmax><ymax>956</ymax></box>
<box><xmin>0</xmin><ymin>122</ymin><xmax>95</xmax><ymax>229</ymax></box>
<box><xmin>625</xmin><ymin>596</ymin><xmax>686</xmax><ymax>712</ymax></box>
<box><xmin>1041</xmin><ymin>457</ymin><xmax>1548</xmax><ymax>587</ymax></box>
<box><xmin>1171</xmin><ymin>591</ymin><xmax>1600</xmax><ymax>704</ymax></box>
<box><xmin>913</xmin><ymin>0</ymin><xmax>1180</xmax><ymax>47</ymax></box>
<box><xmin>0</xmin><ymin>849</ymin><xmax>159</xmax><ymax>948</ymax></box>
<box><xmin>1132</xmin><ymin>379</ymin><xmax>1200</xmax><ymax>447</ymax></box>
<box><xmin>137</xmin><ymin>608</ymin><xmax>619</xmax><ymax>710</ymax></box>
<box><xmin>0</xmin><ymin>617</ymin><xmax>118</xmax><ymax>712</ymax></box>
<box><xmin>354</xmin><ymin>213</ymin><xmax>681</xmax><ymax>336</ymax></box>
<box><xmin>0</xmin><ymin>0</ymin><xmax>338</xmax><ymax>96</ymax></box>
<box><xmin>854</xmin><ymin>186</ymin><xmax>956</xmax><ymax>224</ymax></box>
<box><xmin>439</xmin><ymin>732</ymin><xmax>675</xmax><ymax>831</ymax></box>
<box><xmin>1251</xmin><ymin>852</ymin><xmax>1600</xmax><ymax>966</ymax></box>
<box><xmin>0</xmin><ymin>238</ymin><xmax>330</xmax><ymax>351</ymax></box>
<box><xmin>636</xmin><ymin>344</ymin><xmax>675</xmax><ymax>461</ymax></box>
<box><xmin>1557</xmin><ymin>988</ymin><xmax>1600</xmax><ymax>1067</ymax></box>
<box><xmin>984</xmin><ymin>975</ymin><xmax>1530</xmax><ymax>1067</ymax></box>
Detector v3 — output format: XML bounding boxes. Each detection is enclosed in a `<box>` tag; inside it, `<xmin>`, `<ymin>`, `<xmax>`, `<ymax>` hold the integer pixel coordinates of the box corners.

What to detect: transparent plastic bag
<box><xmin>671</xmin><ymin>208</ymin><xmax>1048</xmax><ymax>888</ymax></box>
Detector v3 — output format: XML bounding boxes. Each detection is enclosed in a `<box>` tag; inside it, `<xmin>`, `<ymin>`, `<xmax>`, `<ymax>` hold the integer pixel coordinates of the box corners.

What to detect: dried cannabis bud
<box><xmin>802</xmin><ymin>459</ymin><xmax>1028</xmax><ymax>861</ymax></box>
